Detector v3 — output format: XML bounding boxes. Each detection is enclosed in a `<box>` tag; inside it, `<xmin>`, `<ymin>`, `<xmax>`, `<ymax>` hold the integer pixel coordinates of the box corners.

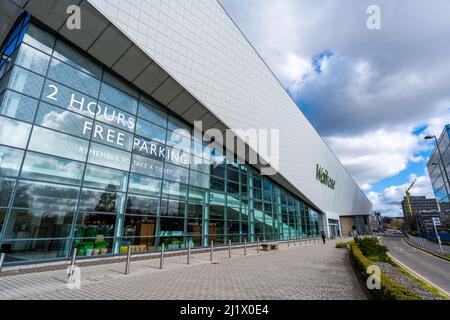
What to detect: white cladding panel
<box><xmin>88</xmin><ymin>0</ymin><xmax>372</xmax><ymax>215</ymax></box>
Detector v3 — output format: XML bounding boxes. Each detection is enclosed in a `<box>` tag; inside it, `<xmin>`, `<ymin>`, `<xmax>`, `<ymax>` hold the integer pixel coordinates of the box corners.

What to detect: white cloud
<box><xmin>325</xmin><ymin>128</ymin><xmax>423</xmax><ymax>187</ymax></box>
<box><xmin>368</xmin><ymin>173</ymin><xmax>434</xmax><ymax>217</ymax></box>
<box><xmin>221</xmin><ymin>0</ymin><xmax>450</xmax><ymax>208</ymax></box>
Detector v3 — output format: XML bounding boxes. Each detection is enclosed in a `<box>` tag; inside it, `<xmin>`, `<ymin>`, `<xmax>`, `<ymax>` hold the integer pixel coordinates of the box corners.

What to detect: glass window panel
<box><xmin>210</xmin><ymin>176</ymin><xmax>225</xmax><ymax>192</ymax></box>
<box><xmin>187</xmin><ymin>218</ymin><xmax>202</xmax><ymax>236</ymax></box>
<box><xmin>28</xmin><ymin>126</ymin><xmax>89</xmax><ymax>161</ymax></box>
<box><xmin>189</xmin><ymin>171</ymin><xmax>210</xmax><ymax>189</ymax></box>
<box><xmin>211</xmin><ymin>164</ymin><xmax>225</xmax><ymax>178</ymax></box>
<box><xmin>227</xmin><ymin>181</ymin><xmax>239</xmax><ymax>195</ymax></box>
<box><xmin>78</xmin><ymin>188</ymin><xmax>124</xmax><ymax>214</ymax></box>
<box><xmin>138</xmin><ymin>101</ymin><xmax>167</xmax><ymax>127</ymax></box>
<box><xmin>13</xmin><ymin>180</ymin><xmax>79</xmax><ymax>211</ymax></box>
<box><xmin>132</xmin><ymin>135</ymin><xmax>167</xmax><ymax>162</ymax></box>
<box><xmin>7</xmin><ymin>66</ymin><xmax>44</xmax><ymax>98</ymax></box>
<box><xmin>120</xmin><ymin>237</ymin><xmax>155</xmax><ymax>252</ymax></box>
<box><xmin>3</xmin><ymin>209</ymin><xmax>73</xmax><ymax>239</ymax></box>
<box><xmin>0</xmin><ymin>177</ymin><xmax>15</xmax><ymax>207</ymax></box>
<box><xmin>0</xmin><ymin>208</ymin><xmax>6</xmax><ymax>235</ymax></box>
<box><xmin>0</xmin><ymin>145</ymin><xmax>24</xmax><ymax>177</ymax></box>
<box><xmin>209</xmin><ymin>205</ymin><xmax>225</xmax><ymax>220</ymax></box>
<box><xmin>99</xmin><ymin>82</ymin><xmax>138</xmax><ymax>115</ymax></box>
<box><xmin>166</xmin><ymin>130</ymin><xmax>191</xmax><ymax>153</ymax></box>
<box><xmin>0</xmin><ymin>90</ymin><xmax>39</xmax><ymax>122</ymax></box>
<box><xmin>126</xmin><ymin>195</ymin><xmax>159</xmax><ymax>215</ymax></box>
<box><xmin>102</xmin><ymin>71</ymin><xmax>139</xmax><ymax>98</ymax></box>
<box><xmin>23</xmin><ymin>24</ymin><xmax>55</xmax><ymax>54</ymax></box>
<box><xmin>91</xmin><ymin>121</ymin><xmax>133</xmax><ymax>151</ymax></box>
<box><xmin>188</xmin><ymin>186</ymin><xmax>208</xmax><ymax>204</ymax></box>
<box><xmin>35</xmin><ymin>102</ymin><xmax>91</xmax><ymax>137</ymax></box>
<box><xmin>95</xmin><ymin>102</ymin><xmax>136</xmax><ymax>133</ymax></box>
<box><xmin>159</xmin><ymin>217</ymin><xmax>185</xmax><ymax>237</ymax></box>
<box><xmin>128</xmin><ymin>173</ymin><xmax>161</xmax><ymax>197</ymax></box>
<box><xmin>227</xmin><ymin>221</ymin><xmax>240</xmax><ymax>234</ymax></box>
<box><xmin>227</xmin><ymin>169</ymin><xmax>239</xmax><ymax>182</ymax></box>
<box><xmin>123</xmin><ymin>215</ymin><xmax>157</xmax><ymax>237</ymax></box>
<box><xmin>190</xmin><ymin>155</ymin><xmax>210</xmax><ymax>174</ymax></box>
<box><xmin>47</xmin><ymin>58</ymin><xmax>100</xmax><ymax>98</ymax></box>
<box><xmin>160</xmin><ymin>199</ymin><xmax>186</xmax><ymax>218</ymax></box>
<box><xmin>227</xmin><ymin>206</ymin><xmax>240</xmax><ymax>221</ymax></box>
<box><xmin>165</xmin><ymin>146</ymin><xmax>190</xmax><ymax>167</ymax></box>
<box><xmin>74</xmin><ymin>213</ymin><xmax>116</xmax><ymax>238</ymax></box>
<box><xmin>0</xmin><ymin>116</ymin><xmax>32</xmax><ymax>148</ymax></box>
<box><xmin>187</xmin><ymin>203</ymin><xmax>203</xmax><ymax>219</ymax></box>
<box><xmin>208</xmin><ymin>220</ymin><xmax>225</xmax><ymax>235</ymax></box>
<box><xmin>1</xmin><ymin>239</ymin><xmax>69</xmax><ymax>263</ymax></box>
<box><xmin>167</xmin><ymin>115</ymin><xmax>191</xmax><ymax>136</ymax></box>
<box><xmin>163</xmin><ymin>163</ymin><xmax>189</xmax><ymax>184</ymax></box>
<box><xmin>83</xmin><ymin>164</ymin><xmax>128</xmax><ymax>192</ymax></box>
<box><xmin>162</xmin><ymin>180</ymin><xmax>188</xmax><ymax>199</ymax></box>
<box><xmin>21</xmin><ymin>152</ymin><xmax>84</xmax><ymax>185</ymax></box>
<box><xmin>210</xmin><ymin>191</ymin><xmax>226</xmax><ymax>206</ymax></box>
<box><xmin>135</xmin><ymin>118</ymin><xmax>166</xmax><ymax>143</ymax></box>
<box><xmin>87</xmin><ymin>142</ymin><xmax>131</xmax><ymax>171</ymax></box>
<box><xmin>41</xmin><ymin>80</ymin><xmax>97</xmax><ymax>118</ymax></box>
<box><xmin>15</xmin><ymin>43</ymin><xmax>50</xmax><ymax>75</ymax></box>
<box><xmin>53</xmin><ymin>40</ymin><xmax>102</xmax><ymax>78</ymax></box>
<box><xmin>131</xmin><ymin>154</ymin><xmax>164</xmax><ymax>179</ymax></box>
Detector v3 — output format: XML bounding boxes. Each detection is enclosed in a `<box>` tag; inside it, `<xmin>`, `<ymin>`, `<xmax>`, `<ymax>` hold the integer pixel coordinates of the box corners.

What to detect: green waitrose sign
<box><xmin>316</xmin><ymin>164</ymin><xmax>336</xmax><ymax>190</ymax></box>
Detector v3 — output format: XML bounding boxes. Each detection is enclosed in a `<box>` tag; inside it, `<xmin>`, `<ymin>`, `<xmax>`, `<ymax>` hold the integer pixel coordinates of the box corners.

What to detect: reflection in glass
<box><xmin>47</xmin><ymin>58</ymin><xmax>100</xmax><ymax>98</ymax></box>
<box><xmin>15</xmin><ymin>43</ymin><xmax>51</xmax><ymax>75</ymax></box>
<box><xmin>0</xmin><ymin>145</ymin><xmax>24</xmax><ymax>177</ymax></box>
<box><xmin>13</xmin><ymin>180</ymin><xmax>79</xmax><ymax>211</ymax></box>
<box><xmin>87</xmin><ymin>142</ymin><xmax>131</xmax><ymax>171</ymax></box>
<box><xmin>128</xmin><ymin>173</ymin><xmax>161</xmax><ymax>197</ymax></box>
<box><xmin>3</xmin><ymin>209</ymin><xmax>73</xmax><ymax>240</ymax></box>
<box><xmin>74</xmin><ymin>212</ymin><xmax>116</xmax><ymax>238</ymax></box>
<box><xmin>83</xmin><ymin>164</ymin><xmax>128</xmax><ymax>192</ymax></box>
<box><xmin>0</xmin><ymin>178</ymin><xmax>15</xmax><ymax>207</ymax></box>
<box><xmin>138</xmin><ymin>101</ymin><xmax>167</xmax><ymax>127</ymax></box>
<box><xmin>21</xmin><ymin>152</ymin><xmax>84</xmax><ymax>185</ymax></box>
<box><xmin>99</xmin><ymin>82</ymin><xmax>138</xmax><ymax>115</ymax></box>
<box><xmin>0</xmin><ymin>90</ymin><xmax>39</xmax><ymax>122</ymax></box>
<box><xmin>35</xmin><ymin>102</ymin><xmax>91</xmax><ymax>137</ymax></box>
<box><xmin>126</xmin><ymin>195</ymin><xmax>159</xmax><ymax>215</ymax></box>
<box><xmin>1</xmin><ymin>239</ymin><xmax>69</xmax><ymax>263</ymax></box>
<box><xmin>0</xmin><ymin>116</ymin><xmax>32</xmax><ymax>148</ymax></box>
<box><xmin>78</xmin><ymin>188</ymin><xmax>124</xmax><ymax>214</ymax></box>
<box><xmin>7</xmin><ymin>66</ymin><xmax>44</xmax><ymax>98</ymax></box>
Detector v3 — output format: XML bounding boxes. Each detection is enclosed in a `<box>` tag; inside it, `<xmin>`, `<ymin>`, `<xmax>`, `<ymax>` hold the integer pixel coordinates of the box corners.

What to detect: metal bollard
<box><xmin>287</xmin><ymin>237</ymin><xmax>290</xmax><ymax>247</ymax></box>
<box><xmin>0</xmin><ymin>252</ymin><xmax>5</xmax><ymax>273</ymax></box>
<box><xmin>187</xmin><ymin>242</ymin><xmax>191</xmax><ymax>265</ymax></box>
<box><xmin>69</xmin><ymin>248</ymin><xmax>77</xmax><ymax>276</ymax></box>
<box><xmin>244</xmin><ymin>238</ymin><xmax>247</xmax><ymax>256</ymax></box>
<box><xmin>159</xmin><ymin>243</ymin><xmax>165</xmax><ymax>270</ymax></box>
<box><xmin>125</xmin><ymin>245</ymin><xmax>132</xmax><ymax>275</ymax></box>
<box><xmin>309</xmin><ymin>237</ymin><xmax>312</xmax><ymax>244</ymax></box>
<box><xmin>210</xmin><ymin>240</ymin><xmax>214</xmax><ymax>262</ymax></box>
<box><xmin>293</xmin><ymin>237</ymin><xmax>296</xmax><ymax>246</ymax></box>
<box><xmin>228</xmin><ymin>240</ymin><xmax>232</xmax><ymax>258</ymax></box>
<box><xmin>257</xmin><ymin>238</ymin><xmax>260</xmax><ymax>254</ymax></box>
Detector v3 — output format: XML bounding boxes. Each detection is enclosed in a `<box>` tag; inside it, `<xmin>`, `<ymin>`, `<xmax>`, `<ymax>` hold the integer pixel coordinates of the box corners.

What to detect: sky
<box><xmin>219</xmin><ymin>0</ymin><xmax>450</xmax><ymax>217</ymax></box>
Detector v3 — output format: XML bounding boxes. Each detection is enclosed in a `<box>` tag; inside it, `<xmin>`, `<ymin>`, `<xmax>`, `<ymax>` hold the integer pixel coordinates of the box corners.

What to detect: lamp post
<box><xmin>425</xmin><ymin>135</ymin><xmax>450</xmax><ymax>200</ymax></box>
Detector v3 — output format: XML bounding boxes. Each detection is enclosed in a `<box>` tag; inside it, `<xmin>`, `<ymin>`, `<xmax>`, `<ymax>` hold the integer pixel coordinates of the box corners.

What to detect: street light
<box><xmin>425</xmin><ymin>135</ymin><xmax>450</xmax><ymax>200</ymax></box>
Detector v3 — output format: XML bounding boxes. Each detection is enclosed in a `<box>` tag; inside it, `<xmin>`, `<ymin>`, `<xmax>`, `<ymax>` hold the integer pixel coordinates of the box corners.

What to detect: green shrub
<box><xmin>355</xmin><ymin>237</ymin><xmax>390</xmax><ymax>262</ymax></box>
<box><xmin>350</xmin><ymin>243</ymin><xmax>421</xmax><ymax>300</ymax></box>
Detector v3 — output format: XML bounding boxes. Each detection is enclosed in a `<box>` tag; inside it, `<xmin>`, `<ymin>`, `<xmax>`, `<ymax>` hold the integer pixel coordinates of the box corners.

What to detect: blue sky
<box><xmin>220</xmin><ymin>0</ymin><xmax>450</xmax><ymax>217</ymax></box>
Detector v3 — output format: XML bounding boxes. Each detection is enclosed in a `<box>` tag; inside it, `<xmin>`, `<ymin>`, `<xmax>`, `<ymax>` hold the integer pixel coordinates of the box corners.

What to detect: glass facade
<box><xmin>427</xmin><ymin>125</ymin><xmax>450</xmax><ymax>205</ymax></box>
<box><xmin>0</xmin><ymin>18</ymin><xmax>322</xmax><ymax>265</ymax></box>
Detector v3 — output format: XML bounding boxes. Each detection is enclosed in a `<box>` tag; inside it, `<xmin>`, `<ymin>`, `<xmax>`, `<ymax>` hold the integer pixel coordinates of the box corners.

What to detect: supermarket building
<box><xmin>0</xmin><ymin>0</ymin><xmax>372</xmax><ymax>265</ymax></box>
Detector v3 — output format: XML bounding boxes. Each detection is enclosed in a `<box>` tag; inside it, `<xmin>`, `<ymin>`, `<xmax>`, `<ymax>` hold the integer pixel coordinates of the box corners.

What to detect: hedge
<box><xmin>350</xmin><ymin>243</ymin><xmax>421</xmax><ymax>300</ymax></box>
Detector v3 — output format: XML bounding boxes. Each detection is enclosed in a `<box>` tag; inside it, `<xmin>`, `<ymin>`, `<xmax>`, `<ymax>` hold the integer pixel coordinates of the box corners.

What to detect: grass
<box><xmin>395</xmin><ymin>265</ymin><xmax>448</xmax><ymax>300</ymax></box>
<box><xmin>438</xmin><ymin>253</ymin><xmax>450</xmax><ymax>260</ymax></box>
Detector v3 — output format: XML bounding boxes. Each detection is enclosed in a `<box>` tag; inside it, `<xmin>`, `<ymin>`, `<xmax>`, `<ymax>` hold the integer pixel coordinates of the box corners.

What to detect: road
<box><xmin>382</xmin><ymin>234</ymin><xmax>450</xmax><ymax>294</ymax></box>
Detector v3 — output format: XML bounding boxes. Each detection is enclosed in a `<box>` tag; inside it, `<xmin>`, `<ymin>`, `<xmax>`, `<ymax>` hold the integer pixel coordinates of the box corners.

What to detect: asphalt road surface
<box><xmin>382</xmin><ymin>234</ymin><xmax>450</xmax><ymax>293</ymax></box>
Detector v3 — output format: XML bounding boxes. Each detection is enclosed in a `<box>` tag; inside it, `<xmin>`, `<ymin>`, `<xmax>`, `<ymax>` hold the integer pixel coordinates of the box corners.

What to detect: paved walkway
<box><xmin>0</xmin><ymin>239</ymin><xmax>367</xmax><ymax>300</ymax></box>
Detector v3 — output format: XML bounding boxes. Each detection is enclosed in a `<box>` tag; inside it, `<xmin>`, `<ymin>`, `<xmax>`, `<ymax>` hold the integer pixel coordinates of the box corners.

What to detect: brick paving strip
<box><xmin>0</xmin><ymin>239</ymin><xmax>368</xmax><ymax>300</ymax></box>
